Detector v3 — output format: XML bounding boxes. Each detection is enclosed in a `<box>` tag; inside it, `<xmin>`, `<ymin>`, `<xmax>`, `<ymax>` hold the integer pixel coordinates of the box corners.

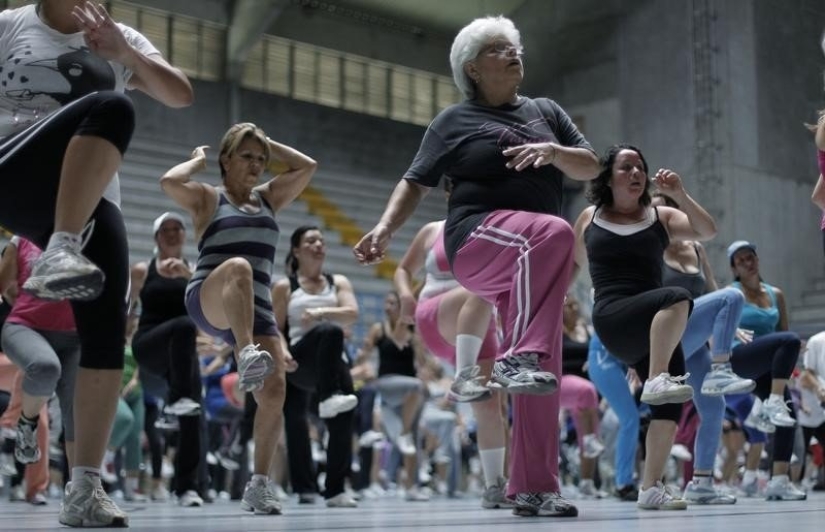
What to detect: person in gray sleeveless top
<box><xmin>160</xmin><ymin>122</ymin><xmax>316</xmax><ymax>516</ymax></box>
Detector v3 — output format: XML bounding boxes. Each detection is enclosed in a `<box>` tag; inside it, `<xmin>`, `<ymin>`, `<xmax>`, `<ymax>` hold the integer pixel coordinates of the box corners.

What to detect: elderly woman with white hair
<box><xmin>354</xmin><ymin>15</ymin><xmax>600</xmax><ymax>517</ymax></box>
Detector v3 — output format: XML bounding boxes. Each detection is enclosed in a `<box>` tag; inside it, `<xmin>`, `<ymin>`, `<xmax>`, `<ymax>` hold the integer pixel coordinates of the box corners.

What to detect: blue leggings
<box><xmin>587</xmin><ymin>333</ymin><xmax>638</xmax><ymax>488</ymax></box>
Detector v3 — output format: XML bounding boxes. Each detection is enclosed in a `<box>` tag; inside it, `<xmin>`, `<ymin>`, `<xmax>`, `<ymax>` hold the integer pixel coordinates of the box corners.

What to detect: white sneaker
<box><xmin>404</xmin><ymin>487</ymin><xmax>430</xmax><ymax>501</ymax></box>
<box><xmin>761</xmin><ymin>396</ymin><xmax>796</xmax><ymax>427</ymax></box>
<box><xmin>14</xmin><ymin>420</ymin><xmax>40</xmax><ymax>464</ymax></box>
<box><xmin>765</xmin><ymin>475</ymin><xmax>807</xmax><ymax>501</ymax></box>
<box><xmin>743</xmin><ymin>398</ymin><xmax>776</xmax><ymax>433</ymax></box>
<box><xmin>58</xmin><ymin>476</ymin><xmax>129</xmax><ymax>527</ymax></box>
<box><xmin>640</xmin><ymin>373</ymin><xmax>693</xmax><ymax>405</ymax></box>
<box><xmin>670</xmin><ymin>443</ymin><xmax>693</xmax><ymax>461</ymax></box>
<box><xmin>582</xmin><ymin>434</ymin><xmax>605</xmax><ymax>459</ymax></box>
<box><xmin>163</xmin><ymin>398</ymin><xmax>201</xmax><ymax>417</ymax></box>
<box><xmin>490</xmin><ymin>353</ymin><xmax>558</xmax><ymax>395</ymax></box>
<box><xmin>178</xmin><ymin>490</ymin><xmax>204</xmax><ymax>507</ymax></box>
<box><xmin>578</xmin><ymin>480</ymin><xmax>605</xmax><ymax>499</ymax></box>
<box><xmin>29</xmin><ymin>491</ymin><xmax>48</xmax><ymax>505</ymax></box>
<box><xmin>396</xmin><ymin>433</ymin><xmax>417</xmax><ymax>456</ymax></box>
<box><xmin>237</xmin><ymin>344</ymin><xmax>275</xmax><ymax>392</ymax></box>
<box><xmin>326</xmin><ymin>492</ymin><xmax>358</xmax><ymax>507</ymax></box>
<box><xmin>241</xmin><ymin>477</ymin><xmax>282</xmax><ymax>514</ymax></box>
<box><xmin>9</xmin><ymin>484</ymin><xmax>25</xmax><ymax>502</ymax></box>
<box><xmin>637</xmin><ymin>481</ymin><xmax>688</xmax><ymax>510</ymax></box>
<box><xmin>481</xmin><ymin>477</ymin><xmax>516</xmax><ymax>509</ymax></box>
<box><xmin>358</xmin><ymin>430</ymin><xmax>385</xmax><ymax>448</ymax></box>
<box><xmin>701</xmin><ymin>363</ymin><xmax>755</xmax><ymax>395</ymax></box>
<box><xmin>318</xmin><ymin>394</ymin><xmax>358</xmax><ymax>418</ymax></box>
<box><xmin>23</xmin><ymin>245</ymin><xmax>104</xmax><ymax>301</ymax></box>
<box><xmin>683</xmin><ymin>480</ymin><xmax>737</xmax><ymax>504</ymax></box>
<box><xmin>151</xmin><ymin>485</ymin><xmax>170</xmax><ymax>502</ymax></box>
<box><xmin>450</xmin><ymin>365</ymin><xmax>492</xmax><ymax>402</ymax></box>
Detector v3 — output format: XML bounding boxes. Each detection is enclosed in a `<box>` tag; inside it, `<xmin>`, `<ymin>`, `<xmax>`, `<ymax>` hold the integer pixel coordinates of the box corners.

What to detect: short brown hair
<box><xmin>218</xmin><ymin>123</ymin><xmax>271</xmax><ymax>180</ymax></box>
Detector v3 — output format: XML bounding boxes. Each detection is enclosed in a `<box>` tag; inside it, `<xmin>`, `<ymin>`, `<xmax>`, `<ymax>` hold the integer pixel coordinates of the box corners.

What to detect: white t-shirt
<box><xmin>0</xmin><ymin>4</ymin><xmax>159</xmax><ymax>202</ymax></box>
<box><xmin>799</xmin><ymin>331</ymin><xmax>825</xmax><ymax>428</ymax></box>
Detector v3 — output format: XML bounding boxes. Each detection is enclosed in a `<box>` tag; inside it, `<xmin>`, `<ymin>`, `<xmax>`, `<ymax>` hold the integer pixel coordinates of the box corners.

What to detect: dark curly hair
<box><xmin>585</xmin><ymin>144</ymin><xmax>651</xmax><ymax>207</ymax></box>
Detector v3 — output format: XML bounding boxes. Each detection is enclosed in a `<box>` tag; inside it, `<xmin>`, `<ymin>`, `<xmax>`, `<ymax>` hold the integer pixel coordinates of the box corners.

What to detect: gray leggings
<box><xmin>1</xmin><ymin>322</ymin><xmax>80</xmax><ymax>441</ymax></box>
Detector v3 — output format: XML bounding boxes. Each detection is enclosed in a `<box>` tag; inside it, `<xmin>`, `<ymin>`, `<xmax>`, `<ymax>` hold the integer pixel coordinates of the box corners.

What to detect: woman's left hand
<box><xmin>503</xmin><ymin>142</ymin><xmax>557</xmax><ymax>171</ymax></box>
<box><xmin>284</xmin><ymin>352</ymin><xmax>299</xmax><ymax>373</ymax></box>
<box><xmin>72</xmin><ymin>1</ymin><xmax>133</xmax><ymax>64</ymax></box>
<box><xmin>157</xmin><ymin>257</ymin><xmax>191</xmax><ymax>279</ymax></box>
<box><xmin>651</xmin><ymin>169</ymin><xmax>686</xmax><ymax>198</ymax></box>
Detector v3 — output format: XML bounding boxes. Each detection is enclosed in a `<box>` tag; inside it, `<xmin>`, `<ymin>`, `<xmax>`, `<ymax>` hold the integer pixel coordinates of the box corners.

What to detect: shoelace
<box><xmin>663</xmin><ymin>373</ymin><xmax>691</xmax><ymax>385</ymax></box>
<box><xmin>92</xmin><ymin>485</ymin><xmax>122</xmax><ymax>513</ymax></box>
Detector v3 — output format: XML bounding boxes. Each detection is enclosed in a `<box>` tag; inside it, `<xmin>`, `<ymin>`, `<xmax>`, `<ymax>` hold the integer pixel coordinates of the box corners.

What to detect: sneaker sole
<box><xmin>701</xmin><ymin>381</ymin><xmax>756</xmax><ymax>396</ymax></box>
<box><xmin>241</xmin><ymin>498</ymin><xmax>283</xmax><ymax>514</ymax></box>
<box><xmin>24</xmin><ymin>270</ymin><xmax>105</xmax><ymax>302</ymax></box>
<box><xmin>319</xmin><ymin>397</ymin><xmax>358</xmax><ymax>418</ymax></box>
<box><xmin>163</xmin><ymin>405</ymin><xmax>202</xmax><ymax>417</ymax></box>
<box><xmin>238</xmin><ymin>354</ymin><xmax>275</xmax><ymax>392</ymax></box>
<box><xmin>640</xmin><ymin>388</ymin><xmax>693</xmax><ymax>405</ymax></box>
<box><xmin>481</xmin><ymin>500</ymin><xmax>517</xmax><ymax>509</ymax></box>
<box><xmin>59</xmin><ymin>513</ymin><xmax>129</xmax><ymax>527</ymax></box>
<box><xmin>489</xmin><ymin>376</ymin><xmax>558</xmax><ymax>396</ymax></box>
<box><xmin>513</xmin><ymin>505</ymin><xmax>579</xmax><ymax>517</ymax></box>
<box><xmin>637</xmin><ymin>502</ymin><xmax>688</xmax><ymax>510</ymax></box>
<box><xmin>766</xmin><ymin>494</ymin><xmax>807</xmax><ymax>501</ymax></box>
<box><xmin>685</xmin><ymin>496</ymin><xmax>737</xmax><ymax>505</ymax></box>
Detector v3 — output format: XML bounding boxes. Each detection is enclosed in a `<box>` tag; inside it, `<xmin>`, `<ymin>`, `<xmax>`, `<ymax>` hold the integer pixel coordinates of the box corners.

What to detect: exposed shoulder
<box><xmin>332</xmin><ymin>273</ymin><xmax>353</xmax><ymax>289</ymax></box>
<box><xmin>131</xmin><ymin>261</ymin><xmax>149</xmax><ymax>275</ymax></box>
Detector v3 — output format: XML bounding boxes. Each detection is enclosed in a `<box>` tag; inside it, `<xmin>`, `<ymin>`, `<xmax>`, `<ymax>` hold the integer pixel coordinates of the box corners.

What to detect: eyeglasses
<box><xmin>236</xmin><ymin>152</ymin><xmax>267</xmax><ymax>165</ymax></box>
<box><xmin>480</xmin><ymin>41</ymin><xmax>524</xmax><ymax>57</ymax></box>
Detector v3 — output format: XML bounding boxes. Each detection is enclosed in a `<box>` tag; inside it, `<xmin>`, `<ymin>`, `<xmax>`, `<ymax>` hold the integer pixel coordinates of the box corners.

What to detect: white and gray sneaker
<box><xmin>481</xmin><ymin>478</ymin><xmax>516</xmax><ymax>509</ymax></box>
<box><xmin>490</xmin><ymin>353</ymin><xmax>558</xmax><ymax>395</ymax></box>
<box><xmin>326</xmin><ymin>492</ymin><xmax>358</xmax><ymax>508</ymax></box>
<box><xmin>318</xmin><ymin>394</ymin><xmax>358</xmax><ymax>418</ymax></box>
<box><xmin>582</xmin><ymin>434</ymin><xmax>605</xmax><ymax>459</ymax></box>
<box><xmin>513</xmin><ymin>492</ymin><xmax>578</xmax><ymax>517</ymax></box>
<box><xmin>14</xmin><ymin>420</ymin><xmax>40</xmax><ymax>464</ymax></box>
<box><xmin>237</xmin><ymin>344</ymin><xmax>275</xmax><ymax>392</ymax></box>
<box><xmin>765</xmin><ymin>475</ymin><xmax>807</xmax><ymax>501</ymax></box>
<box><xmin>637</xmin><ymin>481</ymin><xmax>687</xmax><ymax>510</ymax></box>
<box><xmin>743</xmin><ymin>398</ymin><xmax>775</xmax><ymax>433</ymax></box>
<box><xmin>450</xmin><ymin>365</ymin><xmax>492</xmax><ymax>402</ymax></box>
<box><xmin>59</xmin><ymin>476</ymin><xmax>129</xmax><ymax>528</ymax></box>
<box><xmin>163</xmin><ymin>398</ymin><xmax>201</xmax><ymax>417</ymax></box>
<box><xmin>640</xmin><ymin>373</ymin><xmax>693</xmax><ymax>405</ymax></box>
<box><xmin>760</xmin><ymin>396</ymin><xmax>796</xmax><ymax>427</ymax></box>
<box><xmin>23</xmin><ymin>245</ymin><xmax>103</xmax><ymax>301</ymax></box>
<box><xmin>241</xmin><ymin>477</ymin><xmax>283</xmax><ymax>514</ymax></box>
<box><xmin>701</xmin><ymin>364</ymin><xmax>756</xmax><ymax>396</ymax></box>
<box><xmin>178</xmin><ymin>490</ymin><xmax>204</xmax><ymax>507</ymax></box>
<box><xmin>683</xmin><ymin>480</ymin><xmax>737</xmax><ymax>504</ymax></box>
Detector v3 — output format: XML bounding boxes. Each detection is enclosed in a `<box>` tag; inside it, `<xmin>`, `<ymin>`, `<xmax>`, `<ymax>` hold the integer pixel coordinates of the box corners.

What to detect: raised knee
<box><xmin>225</xmin><ymin>257</ymin><xmax>253</xmax><ymax>282</ymax></box>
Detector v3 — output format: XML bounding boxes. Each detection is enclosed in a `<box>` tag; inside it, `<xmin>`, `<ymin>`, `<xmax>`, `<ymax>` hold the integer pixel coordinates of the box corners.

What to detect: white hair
<box><xmin>449</xmin><ymin>16</ymin><xmax>521</xmax><ymax>100</ymax></box>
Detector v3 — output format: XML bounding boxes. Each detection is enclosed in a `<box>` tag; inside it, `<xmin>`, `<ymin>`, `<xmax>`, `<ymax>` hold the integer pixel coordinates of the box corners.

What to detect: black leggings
<box><xmin>288</xmin><ymin>322</ymin><xmax>351</xmax><ymax>401</ymax></box>
<box><xmin>132</xmin><ymin>316</ymin><xmax>202</xmax><ymax>495</ymax></box>
<box><xmin>731</xmin><ymin>331</ymin><xmax>801</xmax><ymax>463</ymax></box>
<box><xmin>0</xmin><ymin>91</ymin><xmax>134</xmax><ymax>370</ymax></box>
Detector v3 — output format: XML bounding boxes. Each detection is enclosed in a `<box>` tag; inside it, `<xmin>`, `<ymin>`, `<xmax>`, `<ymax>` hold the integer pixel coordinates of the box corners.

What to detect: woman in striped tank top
<box><xmin>161</xmin><ymin>122</ymin><xmax>316</xmax><ymax>516</ymax></box>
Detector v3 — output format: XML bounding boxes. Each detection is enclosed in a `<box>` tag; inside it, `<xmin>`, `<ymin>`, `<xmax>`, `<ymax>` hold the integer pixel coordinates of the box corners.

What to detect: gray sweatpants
<box><xmin>2</xmin><ymin>322</ymin><xmax>80</xmax><ymax>440</ymax></box>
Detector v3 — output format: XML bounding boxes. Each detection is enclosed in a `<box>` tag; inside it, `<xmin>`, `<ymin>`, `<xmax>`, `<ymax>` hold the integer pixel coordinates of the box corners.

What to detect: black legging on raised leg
<box><xmin>0</xmin><ymin>90</ymin><xmax>134</xmax><ymax>370</ymax></box>
<box><xmin>132</xmin><ymin>316</ymin><xmax>202</xmax><ymax>495</ymax></box>
<box><xmin>731</xmin><ymin>331</ymin><xmax>801</xmax><ymax>463</ymax></box>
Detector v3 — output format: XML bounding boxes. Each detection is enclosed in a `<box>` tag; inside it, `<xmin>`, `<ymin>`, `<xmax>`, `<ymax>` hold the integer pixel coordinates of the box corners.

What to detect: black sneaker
<box><xmin>615</xmin><ymin>484</ymin><xmax>639</xmax><ymax>501</ymax></box>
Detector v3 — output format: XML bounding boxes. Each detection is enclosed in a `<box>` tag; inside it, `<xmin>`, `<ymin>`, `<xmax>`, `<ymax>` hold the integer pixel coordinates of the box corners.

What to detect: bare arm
<box><xmin>394</xmin><ymin>221</ymin><xmax>440</xmax><ymax>321</ymax></box>
<box><xmin>129</xmin><ymin>261</ymin><xmax>148</xmax><ymax>311</ymax></box>
<box><xmin>812</xmin><ymin>174</ymin><xmax>825</xmax><ymax>210</ymax></box>
<box><xmin>303</xmin><ymin>275</ymin><xmax>359</xmax><ymax>326</ymax></box>
<box><xmin>353</xmin><ymin>179</ymin><xmax>430</xmax><ymax>264</ymax></box>
<box><xmin>502</xmin><ymin>143</ymin><xmax>601</xmax><ymax>181</ymax></box>
<box><xmin>0</xmin><ymin>243</ymin><xmax>18</xmax><ymax>305</ymax></box>
<box><xmin>775</xmin><ymin>288</ymin><xmax>790</xmax><ymax>332</ymax></box>
<box><xmin>159</xmin><ymin>146</ymin><xmax>213</xmax><ymax>220</ymax></box>
<box><xmin>355</xmin><ymin>323</ymin><xmax>381</xmax><ymax>365</ymax></box>
<box><xmin>257</xmin><ymin>138</ymin><xmax>318</xmax><ymax>212</ymax></box>
<box><xmin>570</xmin><ymin>207</ymin><xmax>594</xmax><ymax>290</ymax></box>
<box><xmin>272</xmin><ymin>280</ymin><xmax>291</xmax><ymax>337</ymax></box>
<box><xmin>816</xmin><ymin>112</ymin><xmax>825</xmax><ymax>151</ymax></box>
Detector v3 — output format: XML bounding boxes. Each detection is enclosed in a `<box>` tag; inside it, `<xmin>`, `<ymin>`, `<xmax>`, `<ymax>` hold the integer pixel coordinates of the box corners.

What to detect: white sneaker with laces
<box><xmin>761</xmin><ymin>396</ymin><xmax>796</xmax><ymax>427</ymax></box>
<box><xmin>582</xmin><ymin>434</ymin><xmax>605</xmax><ymax>459</ymax></box>
<box><xmin>640</xmin><ymin>373</ymin><xmax>693</xmax><ymax>405</ymax></box>
<box><xmin>683</xmin><ymin>480</ymin><xmax>737</xmax><ymax>504</ymax></box>
<box><xmin>490</xmin><ymin>353</ymin><xmax>558</xmax><ymax>395</ymax></box>
<box><xmin>237</xmin><ymin>344</ymin><xmax>275</xmax><ymax>392</ymax></box>
<box><xmin>326</xmin><ymin>492</ymin><xmax>358</xmax><ymax>507</ymax></box>
<box><xmin>450</xmin><ymin>365</ymin><xmax>492</xmax><ymax>402</ymax></box>
<box><xmin>151</xmin><ymin>485</ymin><xmax>170</xmax><ymax>502</ymax></box>
<box><xmin>637</xmin><ymin>481</ymin><xmax>688</xmax><ymax>510</ymax></box>
<box><xmin>404</xmin><ymin>487</ymin><xmax>430</xmax><ymax>501</ymax></box>
<box><xmin>318</xmin><ymin>394</ymin><xmax>358</xmax><ymax>418</ymax></box>
<box><xmin>23</xmin><ymin>244</ymin><xmax>104</xmax><ymax>301</ymax></box>
<box><xmin>241</xmin><ymin>477</ymin><xmax>282</xmax><ymax>514</ymax></box>
<box><xmin>701</xmin><ymin>363</ymin><xmax>756</xmax><ymax>395</ymax></box>
<box><xmin>765</xmin><ymin>475</ymin><xmax>807</xmax><ymax>501</ymax></box>
<box><xmin>743</xmin><ymin>398</ymin><xmax>776</xmax><ymax>433</ymax></box>
<box><xmin>396</xmin><ymin>433</ymin><xmax>417</xmax><ymax>456</ymax></box>
<box><xmin>481</xmin><ymin>477</ymin><xmax>516</xmax><ymax>509</ymax></box>
<box><xmin>163</xmin><ymin>398</ymin><xmax>201</xmax><ymax>417</ymax></box>
<box><xmin>58</xmin><ymin>476</ymin><xmax>129</xmax><ymax>527</ymax></box>
<box><xmin>178</xmin><ymin>490</ymin><xmax>204</xmax><ymax>507</ymax></box>
<box><xmin>14</xmin><ymin>420</ymin><xmax>40</xmax><ymax>464</ymax></box>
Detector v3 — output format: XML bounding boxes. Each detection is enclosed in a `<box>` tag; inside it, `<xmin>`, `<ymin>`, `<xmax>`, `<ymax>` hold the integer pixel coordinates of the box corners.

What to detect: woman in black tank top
<box><xmin>572</xmin><ymin>144</ymin><xmax>718</xmax><ymax>510</ymax></box>
<box><xmin>130</xmin><ymin>212</ymin><xmax>205</xmax><ymax>505</ymax></box>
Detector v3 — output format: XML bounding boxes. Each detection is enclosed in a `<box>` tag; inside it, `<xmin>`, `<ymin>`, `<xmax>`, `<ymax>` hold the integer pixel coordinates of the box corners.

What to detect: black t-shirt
<box><xmin>404</xmin><ymin>97</ymin><xmax>593</xmax><ymax>264</ymax></box>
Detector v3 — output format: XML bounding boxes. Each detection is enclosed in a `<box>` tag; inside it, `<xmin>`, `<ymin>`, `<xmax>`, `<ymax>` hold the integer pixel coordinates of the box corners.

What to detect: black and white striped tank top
<box><xmin>186</xmin><ymin>189</ymin><xmax>280</xmax><ymax>319</ymax></box>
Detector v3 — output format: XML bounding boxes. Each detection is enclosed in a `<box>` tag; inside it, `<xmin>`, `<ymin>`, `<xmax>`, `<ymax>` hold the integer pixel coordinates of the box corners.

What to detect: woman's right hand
<box><xmin>353</xmin><ymin>224</ymin><xmax>391</xmax><ymax>265</ymax></box>
<box><xmin>399</xmin><ymin>293</ymin><xmax>416</xmax><ymax>325</ymax></box>
<box><xmin>191</xmin><ymin>145</ymin><xmax>209</xmax><ymax>172</ymax></box>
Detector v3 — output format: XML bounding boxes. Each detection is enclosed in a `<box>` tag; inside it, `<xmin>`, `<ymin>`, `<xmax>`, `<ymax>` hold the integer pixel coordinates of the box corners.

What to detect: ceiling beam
<box><xmin>226</xmin><ymin>0</ymin><xmax>289</xmax><ymax>80</ymax></box>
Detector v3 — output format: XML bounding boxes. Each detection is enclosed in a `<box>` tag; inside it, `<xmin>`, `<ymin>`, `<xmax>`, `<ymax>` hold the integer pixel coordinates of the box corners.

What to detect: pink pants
<box><xmin>559</xmin><ymin>375</ymin><xmax>600</xmax><ymax>448</ymax></box>
<box><xmin>451</xmin><ymin>210</ymin><xmax>575</xmax><ymax>495</ymax></box>
<box><xmin>0</xmin><ymin>370</ymin><xmax>50</xmax><ymax>500</ymax></box>
<box><xmin>415</xmin><ymin>292</ymin><xmax>497</xmax><ymax>365</ymax></box>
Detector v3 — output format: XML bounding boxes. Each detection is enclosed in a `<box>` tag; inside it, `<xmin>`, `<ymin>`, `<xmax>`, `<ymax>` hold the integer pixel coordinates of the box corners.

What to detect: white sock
<box><xmin>768</xmin><ymin>393</ymin><xmax>784</xmax><ymax>403</ymax></box>
<box><xmin>72</xmin><ymin>466</ymin><xmax>101</xmax><ymax>484</ymax></box>
<box><xmin>771</xmin><ymin>474</ymin><xmax>789</xmax><ymax>482</ymax></box>
<box><xmin>742</xmin><ymin>469</ymin><xmax>757</xmax><ymax>484</ymax></box>
<box><xmin>456</xmin><ymin>334</ymin><xmax>483</xmax><ymax>371</ymax></box>
<box><xmin>46</xmin><ymin>231</ymin><xmax>81</xmax><ymax>252</ymax></box>
<box><xmin>479</xmin><ymin>447</ymin><xmax>505</xmax><ymax>487</ymax></box>
<box><xmin>693</xmin><ymin>474</ymin><xmax>712</xmax><ymax>487</ymax></box>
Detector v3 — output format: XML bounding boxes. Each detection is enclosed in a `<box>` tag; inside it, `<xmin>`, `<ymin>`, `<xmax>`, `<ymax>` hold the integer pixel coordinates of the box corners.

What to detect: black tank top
<box><xmin>661</xmin><ymin>244</ymin><xmax>706</xmax><ymax>298</ymax></box>
<box><xmin>584</xmin><ymin>207</ymin><xmax>670</xmax><ymax>302</ymax></box>
<box><xmin>376</xmin><ymin>322</ymin><xmax>416</xmax><ymax>378</ymax></box>
<box><xmin>137</xmin><ymin>258</ymin><xmax>188</xmax><ymax>330</ymax></box>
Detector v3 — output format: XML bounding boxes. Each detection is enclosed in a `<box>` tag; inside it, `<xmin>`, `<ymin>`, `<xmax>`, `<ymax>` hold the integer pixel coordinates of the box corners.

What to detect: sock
<box><xmin>251</xmin><ymin>473</ymin><xmax>268</xmax><ymax>484</ymax></box>
<box><xmin>769</xmin><ymin>393</ymin><xmax>784</xmax><ymax>403</ymax></box>
<box><xmin>742</xmin><ymin>469</ymin><xmax>757</xmax><ymax>484</ymax></box>
<box><xmin>18</xmin><ymin>413</ymin><xmax>38</xmax><ymax>427</ymax></box>
<box><xmin>479</xmin><ymin>447</ymin><xmax>505</xmax><ymax>487</ymax></box>
<box><xmin>103</xmin><ymin>449</ymin><xmax>115</xmax><ymax>465</ymax></box>
<box><xmin>46</xmin><ymin>231</ymin><xmax>81</xmax><ymax>252</ymax></box>
<box><xmin>71</xmin><ymin>466</ymin><xmax>101</xmax><ymax>484</ymax></box>
<box><xmin>771</xmin><ymin>474</ymin><xmax>789</xmax><ymax>482</ymax></box>
<box><xmin>456</xmin><ymin>335</ymin><xmax>483</xmax><ymax>371</ymax></box>
<box><xmin>693</xmin><ymin>474</ymin><xmax>712</xmax><ymax>487</ymax></box>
